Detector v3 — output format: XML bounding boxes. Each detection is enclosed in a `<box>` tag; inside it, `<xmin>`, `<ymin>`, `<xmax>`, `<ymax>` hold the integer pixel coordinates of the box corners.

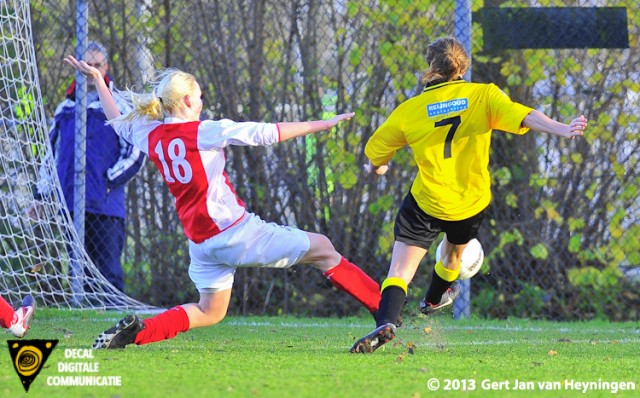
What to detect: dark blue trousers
<box><xmin>84</xmin><ymin>213</ymin><xmax>125</xmax><ymax>291</ymax></box>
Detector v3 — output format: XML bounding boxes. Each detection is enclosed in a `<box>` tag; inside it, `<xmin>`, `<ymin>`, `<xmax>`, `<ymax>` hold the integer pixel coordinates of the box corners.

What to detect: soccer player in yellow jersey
<box><xmin>351</xmin><ymin>37</ymin><xmax>587</xmax><ymax>353</ymax></box>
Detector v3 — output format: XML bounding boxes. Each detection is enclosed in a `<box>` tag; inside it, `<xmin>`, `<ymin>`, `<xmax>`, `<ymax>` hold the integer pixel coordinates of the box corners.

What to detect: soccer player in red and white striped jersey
<box><xmin>65</xmin><ymin>56</ymin><xmax>381</xmax><ymax>349</ymax></box>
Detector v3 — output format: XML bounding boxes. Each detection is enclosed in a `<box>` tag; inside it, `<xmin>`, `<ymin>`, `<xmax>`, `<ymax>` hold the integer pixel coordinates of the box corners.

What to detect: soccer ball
<box><xmin>434</xmin><ymin>238</ymin><xmax>484</xmax><ymax>280</ymax></box>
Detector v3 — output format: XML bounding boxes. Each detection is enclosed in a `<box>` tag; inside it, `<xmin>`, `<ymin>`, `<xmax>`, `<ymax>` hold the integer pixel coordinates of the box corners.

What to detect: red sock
<box><xmin>0</xmin><ymin>296</ymin><xmax>14</xmax><ymax>328</ymax></box>
<box><xmin>134</xmin><ymin>306</ymin><xmax>190</xmax><ymax>345</ymax></box>
<box><xmin>323</xmin><ymin>257</ymin><xmax>380</xmax><ymax>313</ymax></box>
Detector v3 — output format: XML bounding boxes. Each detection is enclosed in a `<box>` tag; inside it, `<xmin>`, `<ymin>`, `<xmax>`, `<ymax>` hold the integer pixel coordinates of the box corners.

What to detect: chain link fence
<box><xmin>29</xmin><ymin>0</ymin><xmax>639</xmax><ymax>320</ymax></box>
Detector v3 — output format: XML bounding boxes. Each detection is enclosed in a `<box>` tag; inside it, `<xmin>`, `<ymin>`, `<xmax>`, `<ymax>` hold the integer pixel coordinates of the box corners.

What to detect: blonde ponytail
<box><xmin>110</xmin><ymin>68</ymin><xmax>197</xmax><ymax>124</ymax></box>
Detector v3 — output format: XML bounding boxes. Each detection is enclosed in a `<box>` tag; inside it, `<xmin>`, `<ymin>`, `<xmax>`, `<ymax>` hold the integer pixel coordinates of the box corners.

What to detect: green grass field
<box><xmin>1</xmin><ymin>309</ymin><xmax>638</xmax><ymax>398</ymax></box>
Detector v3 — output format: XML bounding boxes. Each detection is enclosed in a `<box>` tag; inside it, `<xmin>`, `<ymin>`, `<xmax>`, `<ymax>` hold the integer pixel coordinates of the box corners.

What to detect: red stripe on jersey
<box><xmin>148</xmin><ymin>121</ymin><xmax>240</xmax><ymax>242</ymax></box>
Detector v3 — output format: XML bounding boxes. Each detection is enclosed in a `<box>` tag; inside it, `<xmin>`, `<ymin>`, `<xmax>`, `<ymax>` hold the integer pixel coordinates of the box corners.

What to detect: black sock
<box><xmin>425</xmin><ymin>267</ymin><xmax>453</xmax><ymax>305</ymax></box>
<box><xmin>376</xmin><ymin>286</ymin><xmax>406</xmax><ymax>327</ymax></box>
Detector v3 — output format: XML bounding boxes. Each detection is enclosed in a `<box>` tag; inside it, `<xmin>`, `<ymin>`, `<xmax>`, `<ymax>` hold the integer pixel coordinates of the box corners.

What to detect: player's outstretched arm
<box><xmin>277</xmin><ymin>112</ymin><xmax>355</xmax><ymax>142</ymax></box>
<box><xmin>63</xmin><ymin>55</ymin><xmax>122</xmax><ymax>121</ymax></box>
<box><xmin>522</xmin><ymin>110</ymin><xmax>587</xmax><ymax>139</ymax></box>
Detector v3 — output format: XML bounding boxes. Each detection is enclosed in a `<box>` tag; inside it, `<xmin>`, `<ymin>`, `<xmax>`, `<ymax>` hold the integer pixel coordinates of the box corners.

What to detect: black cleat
<box><xmin>350</xmin><ymin>323</ymin><xmax>396</xmax><ymax>354</ymax></box>
<box><xmin>93</xmin><ymin>315</ymin><xmax>144</xmax><ymax>349</ymax></box>
<box><xmin>420</xmin><ymin>282</ymin><xmax>461</xmax><ymax>315</ymax></box>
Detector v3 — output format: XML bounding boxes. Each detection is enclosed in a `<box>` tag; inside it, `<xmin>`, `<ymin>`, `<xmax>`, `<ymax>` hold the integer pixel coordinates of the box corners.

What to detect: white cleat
<box><xmin>420</xmin><ymin>282</ymin><xmax>461</xmax><ymax>315</ymax></box>
<box><xmin>8</xmin><ymin>295</ymin><xmax>36</xmax><ymax>338</ymax></box>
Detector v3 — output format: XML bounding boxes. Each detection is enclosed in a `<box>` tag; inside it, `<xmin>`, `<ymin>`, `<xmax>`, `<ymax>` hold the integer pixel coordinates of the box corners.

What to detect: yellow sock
<box><xmin>380</xmin><ymin>277</ymin><xmax>408</xmax><ymax>295</ymax></box>
<box><xmin>434</xmin><ymin>260</ymin><xmax>459</xmax><ymax>282</ymax></box>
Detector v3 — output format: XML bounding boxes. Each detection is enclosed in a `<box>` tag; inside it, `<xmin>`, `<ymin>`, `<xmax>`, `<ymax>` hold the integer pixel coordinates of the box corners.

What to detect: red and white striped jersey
<box><xmin>114</xmin><ymin>117</ymin><xmax>280</xmax><ymax>243</ymax></box>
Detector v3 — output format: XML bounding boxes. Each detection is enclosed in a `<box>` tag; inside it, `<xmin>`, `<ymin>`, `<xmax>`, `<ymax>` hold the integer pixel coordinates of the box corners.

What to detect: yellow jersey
<box><xmin>365</xmin><ymin>80</ymin><xmax>533</xmax><ymax>221</ymax></box>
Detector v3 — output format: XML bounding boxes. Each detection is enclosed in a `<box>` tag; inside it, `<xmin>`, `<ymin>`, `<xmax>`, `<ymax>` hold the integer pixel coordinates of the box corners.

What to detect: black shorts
<box><xmin>393</xmin><ymin>192</ymin><xmax>486</xmax><ymax>250</ymax></box>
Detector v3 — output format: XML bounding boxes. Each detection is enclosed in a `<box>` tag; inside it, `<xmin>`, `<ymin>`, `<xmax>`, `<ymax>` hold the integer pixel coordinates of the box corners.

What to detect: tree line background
<box><xmin>29</xmin><ymin>0</ymin><xmax>639</xmax><ymax>321</ymax></box>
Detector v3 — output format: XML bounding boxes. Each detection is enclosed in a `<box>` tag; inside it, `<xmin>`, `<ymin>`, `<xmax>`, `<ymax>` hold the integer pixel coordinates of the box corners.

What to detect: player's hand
<box><xmin>364</xmin><ymin>162</ymin><xmax>389</xmax><ymax>175</ymax></box>
<box><xmin>63</xmin><ymin>55</ymin><xmax>102</xmax><ymax>84</ymax></box>
<box><xmin>568</xmin><ymin>114</ymin><xmax>587</xmax><ymax>139</ymax></box>
<box><xmin>326</xmin><ymin>112</ymin><xmax>356</xmax><ymax>128</ymax></box>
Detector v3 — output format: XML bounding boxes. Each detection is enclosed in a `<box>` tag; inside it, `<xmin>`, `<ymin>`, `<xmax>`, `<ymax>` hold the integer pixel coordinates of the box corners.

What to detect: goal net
<box><xmin>0</xmin><ymin>0</ymin><xmax>152</xmax><ymax>310</ymax></box>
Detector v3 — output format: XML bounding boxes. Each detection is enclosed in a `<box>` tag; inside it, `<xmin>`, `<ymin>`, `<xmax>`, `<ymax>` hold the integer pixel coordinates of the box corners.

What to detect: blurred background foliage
<box><xmin>27</xmin><ymin>0</ymin><xmax>639</xmax><ymax>320</ymax></box>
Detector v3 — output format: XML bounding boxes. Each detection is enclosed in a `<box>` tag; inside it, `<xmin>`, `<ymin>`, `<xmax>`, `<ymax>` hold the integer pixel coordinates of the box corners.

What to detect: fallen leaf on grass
<box><xmin>548</xmin><ymin>349</ymin><xmax>558</xmax><ymax>356</ymax></box>
<box><xmin>423</xmin><ymin>326</ymin><xmax>432</xmax><ymax>334</ymax></box>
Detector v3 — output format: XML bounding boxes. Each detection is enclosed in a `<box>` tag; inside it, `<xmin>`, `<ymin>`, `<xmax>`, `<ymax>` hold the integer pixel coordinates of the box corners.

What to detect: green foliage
<box><xmin>512</xmin><ymin>281</ymin><xmax>547</xmax><ymax>317</ymax></box>
<box><xmin>474</xmin><ymin>280</ymin><xmax>546</xmax><ymax>318</ymax></box>
<box><xmin>567</xmin><ymin>264</ymin><xmax>622</xmax><ymax>289</ymax></box>
<box><xmin>620</xmin><ymin>225</ymin><xmax>640</xmax><ymax>265</ymax></box>
<box><xmin>493</xmin><ymin>166</ymin><xmax>512</xmax><ymax>186</ymax></box>
<box><xmin>568</xmin><ymin>233</ymin><xmax>583</xmax><ymax>253</ymax></box>
<box><xmin>14</xmin><ymin>85</ymin><xmax>34</xmax><ymax>119</ymax></box>
<box><xmin>376</xmin><ymin>220</ymin><xmax>395</xmax><ymax>255</ymax></box>
<box><xmin>24</xmin><ymin>0</ymin><xmax>639</xmax><ymax>320</ymax></box>
<box><xmin>529</xmin><ymin>243</ymin><xmax>549</xmax><ymax>260</ymax></box>
<box><xmin>367</xmin><ymin>194</ymin><xmax>394</xmax><ymax>216</ymax></box>
<box><xmin>490</xmin><ymin>229</ymin><xmax>524</xmax><ymax>258</ymax></box>
<box><xmin>565</xmin><ymin>264</ymin><xmax>635</xmax><ymax>320</ymax></box>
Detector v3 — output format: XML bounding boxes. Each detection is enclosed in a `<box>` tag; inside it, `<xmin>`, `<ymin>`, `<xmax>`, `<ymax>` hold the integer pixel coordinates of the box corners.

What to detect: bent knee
<box><xmin>204</xmin><ymin>313</ymin><xmax>226</xmax><ymax>326</ymax></box>
<box><xmin>196</xmin><ymin>311</ymin><xmax>226</xmax><ymax>328</ymax></box>
<box><xmin>303</xmin><ymin>233</ymin><xmax>341</xmax><ymax>269</ymax></box>
<box><xmin>309</xmin><ymin>233</ymin><xmax>333</xmax><ymax>249</ymax></box>
<box><xmin>193</xmin><ymin>302</ymin><xmax>228</xmax><ymax>327</ymax></box>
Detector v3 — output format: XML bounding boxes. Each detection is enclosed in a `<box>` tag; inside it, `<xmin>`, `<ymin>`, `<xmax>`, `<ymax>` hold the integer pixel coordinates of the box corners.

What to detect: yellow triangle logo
<box><xmin>7</xmin><ymin>339</ymin><xmax>58</xmax><ymax>392</ymax></box>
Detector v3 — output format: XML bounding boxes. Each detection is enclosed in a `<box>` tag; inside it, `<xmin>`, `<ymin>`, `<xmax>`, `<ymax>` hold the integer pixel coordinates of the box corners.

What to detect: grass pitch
<box><xmin>1</xmin><ymin>309</ymin><xmax>638</xmax><ymax>398</ymax></box>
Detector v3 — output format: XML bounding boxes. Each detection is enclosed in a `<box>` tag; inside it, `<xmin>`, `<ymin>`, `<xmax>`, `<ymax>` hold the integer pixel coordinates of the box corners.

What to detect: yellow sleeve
<box><xmin>365</xmin><ymin>105</ymin><xmax>408</xmax><ymax>166</ymax></box>
<box><xmin>487</xmin><ymin>84</ymin><xmax>534</xmax><ymax>135</ymax></box>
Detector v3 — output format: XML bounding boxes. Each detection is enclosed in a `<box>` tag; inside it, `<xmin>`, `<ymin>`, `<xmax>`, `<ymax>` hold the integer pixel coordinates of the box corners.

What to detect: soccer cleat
<box><xmin>7</xmin><ymin>295</ymin><xmax>36</xmax><ymax>338</ymax></box>
<box><xmin>420</xmin><ymin>282</ymin><xmax>461</xmax><ymax>315</ymax></box>
<box><xmin>93</xmin><ymin>315</ymin><xmax>144</xmax><ymax>349</ymax></box>
<box><xmin>350</xmin><ymin>323</ymin><xmax>396</xmax><ymax>354</ymax></box>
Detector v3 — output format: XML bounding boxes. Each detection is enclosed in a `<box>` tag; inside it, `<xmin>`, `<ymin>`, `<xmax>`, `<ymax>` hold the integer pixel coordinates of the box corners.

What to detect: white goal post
<box><xmin>0</xmin><ymin>0</ymin><xmax>152</xmax><ymax>310</ymax></box>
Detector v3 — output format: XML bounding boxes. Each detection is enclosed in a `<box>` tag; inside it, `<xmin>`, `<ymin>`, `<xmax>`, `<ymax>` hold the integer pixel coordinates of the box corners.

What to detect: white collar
<box><xmin>163</xmin><ymin>116</ymin><xmax>189</xmax><ymax>124</ymax></box>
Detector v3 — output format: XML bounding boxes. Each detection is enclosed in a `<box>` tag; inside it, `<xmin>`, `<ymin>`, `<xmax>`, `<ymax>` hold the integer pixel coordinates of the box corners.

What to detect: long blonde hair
<box><xmin>420</xmin><ymin>37</ymin><xmax>470</xmax><ymax>85</ymax></box>
<box><xmin>114</xmin><ymin>68</ymin><xmax>198</xmax><ymax>123</ymax></box>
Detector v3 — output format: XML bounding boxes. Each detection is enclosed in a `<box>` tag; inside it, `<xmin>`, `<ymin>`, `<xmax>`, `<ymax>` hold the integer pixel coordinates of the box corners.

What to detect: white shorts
<box><xmin>188</xmin><ymin>212</ymin><xmax>310</xmax><ymax>292</ymax></box>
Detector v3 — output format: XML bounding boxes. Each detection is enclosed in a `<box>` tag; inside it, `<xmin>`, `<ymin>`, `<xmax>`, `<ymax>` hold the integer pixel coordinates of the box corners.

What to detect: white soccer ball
<box><xmin>434</xmin><ymin>238</ymin><xmax>484</xmax><ymax>280</ymax></box>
